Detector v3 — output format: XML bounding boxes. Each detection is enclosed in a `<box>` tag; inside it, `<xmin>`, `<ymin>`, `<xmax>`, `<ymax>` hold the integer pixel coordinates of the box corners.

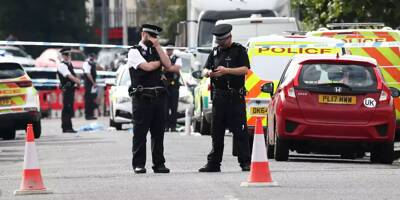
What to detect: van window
<box><xmin>250</xmin><ymin>56</ymin><xmax>291</xmax><ymax>81</ymax></box>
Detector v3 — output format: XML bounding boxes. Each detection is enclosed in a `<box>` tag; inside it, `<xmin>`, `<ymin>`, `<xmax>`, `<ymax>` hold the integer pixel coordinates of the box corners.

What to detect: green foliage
<box><xmin>142</xmin><ymin>0</ymin><xmax>186</xmax><ymax>43</ymax></box>
<box><xmin>292</xmin><ymin>0</ymin><xmax>400</xmax><ymax>31</ymax></box>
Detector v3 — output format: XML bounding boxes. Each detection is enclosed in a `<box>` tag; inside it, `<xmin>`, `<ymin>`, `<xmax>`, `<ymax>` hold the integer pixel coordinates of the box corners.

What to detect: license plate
<box><xmin>249</xmin><ymin>106</ymin><xmax>267</xmax><ymax>116</ymax></box>
<box><xmin>318</xmin><ymin>95</ymin><xmax>356</xmax><ymax>104</ymax></box>
<box><xmin>0</xmin><ymin>97</ymin><xmax>12</xmax><ymax>106</ymax></box>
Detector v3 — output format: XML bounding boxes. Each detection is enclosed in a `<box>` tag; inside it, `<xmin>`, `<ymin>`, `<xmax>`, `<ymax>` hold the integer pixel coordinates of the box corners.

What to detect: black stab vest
<box><xmin>84</xmin><ymin>60</ymin><xmax>97</xmax><ymax>87</ymax></box>
<box><xmin>58</xmin><ymin>61</ymin><xmax>76</xmax><ymax>89</ymax></box>
<box><xmin>128</xmin><ymin>45</ymin><xmax>162</xmax><ymax>88</ymax></box>
<box><xmin>164</xmin><ymin>55</ymin><xmax>180</xmax><ymax>87</ymax></box>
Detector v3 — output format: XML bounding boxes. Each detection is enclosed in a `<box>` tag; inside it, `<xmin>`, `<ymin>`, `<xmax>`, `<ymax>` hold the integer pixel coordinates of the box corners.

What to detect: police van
<box><xmin>191</xmin><ymin>16</ymin><xmax>299</xmax><ymax>135</ymax></box>
<box><xmin>192</xmin><ymin>33</ymin><xmax>345</xmax><ymax>135</ymax></box>
<box><xmin>307</xmin><ymin>23</ymin><xmax>400</xmax><ymax>134</ymax></box>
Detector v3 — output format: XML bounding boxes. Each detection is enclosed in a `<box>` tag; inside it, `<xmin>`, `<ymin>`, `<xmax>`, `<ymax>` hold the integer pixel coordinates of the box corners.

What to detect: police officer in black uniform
<box><xmin>199</xmin><ymin>24</ymin><xmax>251</xmax><ymax>172</ymax></box>
<box><xmin>127</xmin><ymin>24</ymin><xmax>172</xmax><ymax>174</ymax></box>
<box><xmin>83</xmin><ymin>53</ymin><xmax>98</xmax><ymax>120</ymax></box>
<box><xmin>163</xmin><ymin>44</ymin><xmax>182</xmax><ymax>132</ymax></box>
<box><xmin>57</xmin><ymin>47</ymin><xmax>81</xmax><ymax>133</ymax></box>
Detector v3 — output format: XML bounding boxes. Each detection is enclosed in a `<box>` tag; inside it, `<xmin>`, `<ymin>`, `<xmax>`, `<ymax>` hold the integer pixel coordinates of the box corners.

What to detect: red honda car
<box><xmin>263</xmin><ymin>54</ymin><xmax>399</xmax><ymax>164</ymax></box>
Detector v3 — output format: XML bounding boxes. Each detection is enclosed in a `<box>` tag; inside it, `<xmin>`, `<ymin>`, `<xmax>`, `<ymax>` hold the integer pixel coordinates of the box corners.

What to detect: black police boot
<box><xmin>152</xmin><ymin>164</ymin><xmax>170</xmax><ymax>173</ymax></box>
<box><xmin>63</xmin><ymin>129</ymin><xmax>77</xmax><ymax>133</ymax></box>
<box><xmin>133</xmin><ymin>166</ymin><xmax>146</xmax><ymax>174</ymax></box>
<box><xmin>85</xmin><ymin>116</ymin><xmax>97</xmax><ymax>120</ymax></box>
<box><xmin>198</xmin><ymin>164</ymin><xmax>221</xmax><ymax>172</ymax></box>
<box><xmin>240</xmin><ymin>163</ymin><xmax>251</xmax><ymax>172</ymax></box>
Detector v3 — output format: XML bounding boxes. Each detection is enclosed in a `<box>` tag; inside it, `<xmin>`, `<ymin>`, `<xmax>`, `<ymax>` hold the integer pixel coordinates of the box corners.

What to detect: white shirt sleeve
<box><xmin>57</xmin><ymin>63</ymin><xmax>71</xmax><ymax>77</ymax></box>
<box><xmin>83</xmin><ymin>61</ymin><xmax>91</xmax><ymax>73</ymax></box>
<box><xmin>174</xmin><ymin>57</ymin><xmax>182</xmax><ymax>66</ymax></box>
<box><xmin>127</xmin><ymin>48</ymin><xmax>146</xmax><ymax>69</ymax></box>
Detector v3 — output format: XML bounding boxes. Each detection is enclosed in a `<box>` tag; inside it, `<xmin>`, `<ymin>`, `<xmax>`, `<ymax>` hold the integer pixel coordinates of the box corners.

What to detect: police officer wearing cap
<box><xmin>163</xmin><ymin>44</ymin><xmax>182</xmax><ymax>132</ymax></box>
<box><xmin>83</xmin><ymin>53</ymin><xmax>98</xmax><ymax>120</ymax></box>
<box><xmin>127</xmin><ymin>24</ymin><xmax>172</xmax><ymax>174</ymax></box>
<box><xmin>199</xmin><ymin>24</ymin><xmax>251</xmax><ymax>172</ymax></box>
<box><xmin>57</xmin><ymin>47</ymin><xmax>81</xmax><ymax>133</ymax></box>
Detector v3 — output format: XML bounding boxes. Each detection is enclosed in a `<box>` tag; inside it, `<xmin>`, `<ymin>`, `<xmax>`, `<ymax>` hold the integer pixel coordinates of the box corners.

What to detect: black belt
<box><xmin>129</xmin><ymin>86</ymin><xmax>166</xmax><ymax>98</ymax></box>
<box><xmin>213</xmin><ymin>88</ymin><xmax>246</xmax><ymax>97</ymax></box>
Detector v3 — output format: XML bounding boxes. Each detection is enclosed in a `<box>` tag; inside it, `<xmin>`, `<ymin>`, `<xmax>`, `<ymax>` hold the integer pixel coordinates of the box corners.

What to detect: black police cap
<box><xmin>212</xmin><ymin>24</ymin><xmax>232</xmax><ymax>40</ymax></box>
<box><xmin>60</xmin><ymin>47</ymin><xmax>72</xmax><ymax>55</ymax></box>
<box><xmin>142</xmin><ymin>24</ymin><xmax>162</xmax><ymax>37</ymax></box>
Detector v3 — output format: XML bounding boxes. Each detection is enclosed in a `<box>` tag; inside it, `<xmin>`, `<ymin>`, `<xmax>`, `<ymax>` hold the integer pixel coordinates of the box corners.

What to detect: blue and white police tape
<box><xmin>0</xmin><ymin>40</ymin><xmax>399</xmax><ymax>49</ymax></box>
<box><xmin>0</xmin><ymin>40</ymin><xmax>130</xmax><ymax>49</ymax></box>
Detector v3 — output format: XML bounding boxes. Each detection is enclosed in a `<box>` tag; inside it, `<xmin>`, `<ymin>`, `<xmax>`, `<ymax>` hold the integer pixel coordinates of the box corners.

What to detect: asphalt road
<box><xmin>1</xmin><ymin>117</ymin><xmax>400</xmax><ymax>200</ymax></box>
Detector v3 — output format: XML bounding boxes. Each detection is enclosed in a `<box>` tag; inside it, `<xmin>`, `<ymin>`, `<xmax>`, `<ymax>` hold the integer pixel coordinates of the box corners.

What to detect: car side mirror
<box><xmin>192</xmin><ymin>70</ymin><xmax>203</xmax><ymax>79</ymax></box>
<box><xmin>261</xmin><ymin>82</ymin><xmax>274</xmax><ymax>96</ymax></box>
<box><xmin>390</xmin><ymin>87</ymin><xmax>400</xmax><ymax>98</ymax></box>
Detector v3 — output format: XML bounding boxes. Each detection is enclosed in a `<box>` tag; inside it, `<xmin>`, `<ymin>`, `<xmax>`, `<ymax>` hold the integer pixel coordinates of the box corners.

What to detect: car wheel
<box><xmin>378</xmin><ymin>142</ymin><xmax>394</xmax><ymax>164</ymax></box>
<box><xmin>115</xmin><ymin>123</ymin><xmax>122</xmax><ymax>131</ymax></box>
<box><xmin>370</xmin><ymin>147</ymin><xmax>380</xmax><ymax>163</ymax></box>
<box><xmin>2</xmin><ymin>128</ymin><xmax>16</xmax><ymax>140</ymax></box>
<box><xmin>110</xmin><ymin>119</ymin><xmax>115</xmax><ymax>127</ymax></box>
<box><xmin>340</xmin><ymin>152</ymin><xmax>357</xmax><ymax>159</ymax></box>
<box><xmin>274</xmin><ymin>136</ymin><xmax>289</xmax><ymax>161</ymax></box>
<box><xmin>267</xmin><ymin>138</ymin><xmax>275</xmax><ymax>159</ymax></box>
<box><xmin>32</xmin><ymin>121</ymin><xmax>42</xmax><ymax>139</ymax></box>
<box><xmin>200</xmin><ymin>113</ymin><xmax>210</xmax><ymax>135</ymax></box>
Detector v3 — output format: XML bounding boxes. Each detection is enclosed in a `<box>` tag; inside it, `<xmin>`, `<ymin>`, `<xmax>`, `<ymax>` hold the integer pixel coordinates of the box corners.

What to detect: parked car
<box><xmin>263</xmin><ymin>54</ymin><xmax>399</xmax><ymax>164</ymax></box>
<box><xmin>109</xmin><ymin>64</ymin><xmax>132</xmax><ymax>130</ymax></box>
<box><xmin>0</xmin><ymin>46</ymin><xmax>35</xmax><ymax>68</ymax></box>
<box><xmin>35</xmin><ymin>48</ymin><xmax>86</xmax><ymax>68</ymax></box>
<box><xmin>0</xmin><ymin>61</ymin><xmax>41</xmax><ymax>140</ymax></box>
<box><xmin>109</xmin><ymin>63</ymin><xmax>194</xmax><ymax>130</ymax></box>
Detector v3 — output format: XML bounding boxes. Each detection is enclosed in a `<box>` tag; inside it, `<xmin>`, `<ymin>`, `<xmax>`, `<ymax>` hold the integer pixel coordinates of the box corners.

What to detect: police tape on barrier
<box><xmin>0</xmin><ymin>40</ymin><xmax>399</xmax><ymax>49</ymax></box>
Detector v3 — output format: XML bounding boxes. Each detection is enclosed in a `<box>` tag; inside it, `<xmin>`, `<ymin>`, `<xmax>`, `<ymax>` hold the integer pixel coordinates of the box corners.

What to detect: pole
<box><xmin>101</xmin><ymin>0</ymin><xmax>109</xmax><ymax>44</ymax></box>
<box><xmin>122</xmin><ymin>0</ymin><xmax>128</xmax><ymax>45</ymax></box>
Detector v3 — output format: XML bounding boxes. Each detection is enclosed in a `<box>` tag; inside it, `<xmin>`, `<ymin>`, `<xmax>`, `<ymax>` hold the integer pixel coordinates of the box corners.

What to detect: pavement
<box><xmin>1</xmin><ymin>117</ymin><xmax>400</xmax><ymax>200</ymax></box>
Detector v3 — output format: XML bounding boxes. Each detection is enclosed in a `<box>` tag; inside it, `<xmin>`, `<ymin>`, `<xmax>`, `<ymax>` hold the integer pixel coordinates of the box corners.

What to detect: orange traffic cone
<box><xmin>14</xmin><ymin>124</ymin><xmax>52</xmax><ymax>195</ymax></box>
<box><xmin>241</xmin><ymin>117</ymin><xmax>278</xmax><ymax>187</ymax></box>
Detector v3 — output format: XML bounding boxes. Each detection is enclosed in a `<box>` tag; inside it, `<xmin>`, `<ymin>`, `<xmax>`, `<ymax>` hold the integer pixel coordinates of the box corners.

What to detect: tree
<box><xmin>137</xmin><ymin>0</ymin><xmax>186</xmax><ymax>44</ymax></box>
<box><xmin>292</xmin><ymin>0</ymin><xmax>400</xmax><ymax>31</ymax></box>
<box><xmin>0</xmin><ymin>0</ymin><xmax>92</xmax><ymax>56</ymax></box>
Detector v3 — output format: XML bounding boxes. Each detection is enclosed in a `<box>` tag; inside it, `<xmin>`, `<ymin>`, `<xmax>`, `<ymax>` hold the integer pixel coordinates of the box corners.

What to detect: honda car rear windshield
<box><xmin>299</xmin><ymin>63</ymin><xmax>377</xmax><ymax>90</ymax></box>
<box><xmin>0</xmin><ymin>63</ymin><xmax>25</xmax><ymax>79</ymax></box>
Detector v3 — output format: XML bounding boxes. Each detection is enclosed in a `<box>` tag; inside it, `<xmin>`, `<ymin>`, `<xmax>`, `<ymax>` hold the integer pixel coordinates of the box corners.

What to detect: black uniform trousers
<box><xmin>84</xmin><ymin>84</ymin><xmax>96</xmax><ymax>118</ymax></box>
<box><xmin>61</xmin><ymin>88</ymin><xmax>75</xmax><ymax>131</ymax></box>
<box><xmin>207</xmin><ymin>92</ymin><xmax>251</xmax><ymax>167</ymax></box>
<box><xmin>132</xmin><ymin>94</ymin><xmax>166</xmax><ymax>168</ymax></box>
<box><xmin>165</xmin><ymin>86</ymin><xmax>179</xmax><ymax>130</ymax></box>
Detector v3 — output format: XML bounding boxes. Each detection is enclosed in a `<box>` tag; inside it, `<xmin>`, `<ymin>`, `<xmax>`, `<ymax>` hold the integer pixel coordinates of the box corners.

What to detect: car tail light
<box><xmin>379</xmin><ymin>90</ymin><xmax>389</xmax><ymax>102</ymax></box>
<box><xmin>378</xmin><ymin>87</ymin><xmax>391</xmax><ymax>105</ymax></box>
<box><xmin>286</xmin><ymin>87</ymin><xmax>296</xmax><ymax>98</ymax></box>
<box><xmin>17</xmin><ymin>81</ymin><xmax>32</xmax><ymax>88</ymax></box>
<box><xmin>284</xmin><ymin>82</ymin><xmax>296</xmax><ymax>99</ymax></box>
